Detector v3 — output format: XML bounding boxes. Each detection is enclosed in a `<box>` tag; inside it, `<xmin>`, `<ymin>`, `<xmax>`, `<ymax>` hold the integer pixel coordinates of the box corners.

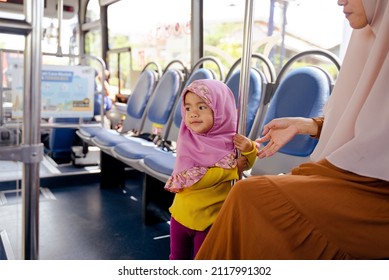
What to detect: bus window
<box><xmin>107</xmin><ymin>0</ymin><xmax>191</xmax><ymax>72</ymax></box>
<box><xmin>203</xmin><ymin>0</ymin><xmax>348</xmax><ymax>75</ymax></box>
<box><xmin>84</xmin><ymin>0</ymin><xmax>102</xmax><ymax>71</ymax></box>
<box><xmin>85</xmin><ymin>0</ymin><xmax>100</xmax><ymax>23</ymax></box>
<box><xmin>85</xmin><ymin>30</ymin><xmax>102</xmax><ymax>61</ymax></box>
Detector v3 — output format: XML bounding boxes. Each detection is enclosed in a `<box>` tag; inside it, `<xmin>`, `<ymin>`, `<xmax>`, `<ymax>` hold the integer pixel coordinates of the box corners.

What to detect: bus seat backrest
<box><xmin>140</xmin><ymin>68</ymin><xmax>184</xmax><ymax>137</ymax></box>
<box><xmin>261</xmin><ymin>66</ymin><xmax>331</xmax><ymax>157</ymax></box>
<box><xmin>120</xmin><ymin>69</ymin><xmax>159</xmax><ymax>132</ymax></box>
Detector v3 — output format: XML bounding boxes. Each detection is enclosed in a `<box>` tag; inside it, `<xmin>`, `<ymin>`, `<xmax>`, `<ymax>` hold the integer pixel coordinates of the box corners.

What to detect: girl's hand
<box><xmin>234</xmin><ymin>133</ymin><xmax>253</xmax><ymax>153</ymax></box>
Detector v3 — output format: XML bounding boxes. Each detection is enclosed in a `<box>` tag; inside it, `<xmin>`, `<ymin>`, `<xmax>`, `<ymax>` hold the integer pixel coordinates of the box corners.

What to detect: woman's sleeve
<box><xmin>310</xmin><ymin>117</ymin><xmax>324</xmax><ymax>139</ymax></box>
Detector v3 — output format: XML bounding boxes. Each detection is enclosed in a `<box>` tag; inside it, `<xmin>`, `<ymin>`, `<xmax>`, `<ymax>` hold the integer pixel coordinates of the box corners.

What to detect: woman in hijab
<box><xmin>195</xmin><ymin>0</ymin><xmax>389</xmax><ymax>260</ymax></box>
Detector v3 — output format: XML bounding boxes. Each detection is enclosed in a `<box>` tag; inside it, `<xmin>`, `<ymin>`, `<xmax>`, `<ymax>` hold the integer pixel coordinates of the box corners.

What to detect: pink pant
<box><xmin>169</xmin><ymin>217</ymin><xmax>210</xmax><ymax>260</ymax></box>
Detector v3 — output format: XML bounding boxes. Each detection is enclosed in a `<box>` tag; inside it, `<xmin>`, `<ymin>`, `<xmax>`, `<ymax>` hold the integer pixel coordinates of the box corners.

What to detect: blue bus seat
<box><xmin>76</xmin><ymin>62</ymin><xmax>161</xmax><ymax>146</ymax></box>
<box><xmin>140</xmin><ymin>111</ymin><xmax>180</xmax><ymax>182</ymax></box>
<box><xmin>46</xmin><ymin>117</ymin><xmax>80</xmax><ymax>163</ymax></box>
<box><xmin>93</xmin><ymin>92</ymin><xmax>113</xmax><ymax>116</ymax></box>
<box><xmin>113</xmin><ymin>97</ymin><xmax>181</xmax><ymax>174</ymax></box>
<box><xmin>92</xmin><ymin>60</ymin><xmax>186</xmax><ymax>158</ymax></box>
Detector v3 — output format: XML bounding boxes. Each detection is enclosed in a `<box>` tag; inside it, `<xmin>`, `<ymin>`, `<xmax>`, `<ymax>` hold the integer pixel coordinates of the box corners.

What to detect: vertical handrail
<box><xmin>0</xmin><ymin>49</ymin><xmax>4</xmax><ymax>126</ymax></box>
<box><xmin>56</xmin><ymin>0</ymin><xmax>64</xmax><ymax>56</ymax></box>
<box><xmin>237</xmin><ymin>0</ymin><xmax>255</xmax><ymax>138</ymax></box>
<box><xmin>22</xmin><ymin>0</ymin><xmax>44</xmax><ymax>260</ymax></box>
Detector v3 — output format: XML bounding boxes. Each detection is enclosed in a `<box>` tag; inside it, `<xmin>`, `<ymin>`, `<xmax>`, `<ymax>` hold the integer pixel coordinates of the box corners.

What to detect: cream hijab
<box><xmin>311</xmin><ymin>0</ymin><xmax>389</xmax><ymax>181</ymax></box>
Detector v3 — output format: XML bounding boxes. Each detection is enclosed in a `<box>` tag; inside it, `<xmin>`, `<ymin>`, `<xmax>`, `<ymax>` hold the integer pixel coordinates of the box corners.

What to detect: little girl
<box><xmin>164</xmin><ymin>79</ymin><xmax>258</xmax><ymax>260</ymax></box>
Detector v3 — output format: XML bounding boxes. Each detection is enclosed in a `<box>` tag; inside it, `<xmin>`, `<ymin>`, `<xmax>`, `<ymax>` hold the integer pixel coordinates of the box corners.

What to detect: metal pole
<box><xmin>280</xmin><ymin>1</ymin><xmax>289</xmax><ymax>69</ymax></box>
<box><xmin>191</xmin><ymin>0</ymin><xmax>203</xmax><ymax>64</ymax></box>
<box><xmin>237</xmin><ymin>0</ymin><xmax>255</xmax><ymax>137</ymax></box>
<box><xmin>0</xmin><ymin>50</ymin><xmax>3</xmax><ymax>126</ymax></box>
<box><xmin>56</xmin><ymin>0</ymin><xmax>64</xmax><ymax>56</ymax></box>
<box><xmin>267</xmin><ymin>0</ymin><xmax>275</xmax><ymax>36</ymax></box>
<box><xmin>267</xmin><ymin>0</ymin><xmax>276</xmax><ymax>61</ymax></box>
<box><xmin>22</xmin><ymin>0</ymin><xmax>44</xmax><ymax>260</ymax></box>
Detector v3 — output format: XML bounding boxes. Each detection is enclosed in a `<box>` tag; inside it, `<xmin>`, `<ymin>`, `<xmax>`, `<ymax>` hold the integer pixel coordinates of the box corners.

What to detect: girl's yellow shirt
<box><xmin>169</xmin><ymin>142</ymin><xmax>258</xmax><ymax>230</ymax></box>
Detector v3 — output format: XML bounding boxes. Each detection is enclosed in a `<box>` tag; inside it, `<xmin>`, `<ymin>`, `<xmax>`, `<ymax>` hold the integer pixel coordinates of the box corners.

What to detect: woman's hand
<box><xmin>256</xmin><ymin>117</ymin><xmax>317</xmax><ymax>158</ymax></box>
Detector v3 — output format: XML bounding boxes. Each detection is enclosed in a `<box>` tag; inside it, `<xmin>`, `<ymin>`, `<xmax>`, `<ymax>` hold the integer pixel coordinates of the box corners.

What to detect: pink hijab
<box><xmin>164</xmin><ymin>79</ymin><xmax>237</xmax><ymax>193</ymax></box>
<box><xmin>311</xmin><ymin>0</ymin><xmax>389</xmax><ymax>181</ymax></box>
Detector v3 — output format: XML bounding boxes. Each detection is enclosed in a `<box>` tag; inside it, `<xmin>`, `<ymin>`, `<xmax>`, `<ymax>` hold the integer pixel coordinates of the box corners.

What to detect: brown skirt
<box><xmin>195</xmin><ymin>159</ymin><xmax>389</xmax><ymax>260</ymax></box>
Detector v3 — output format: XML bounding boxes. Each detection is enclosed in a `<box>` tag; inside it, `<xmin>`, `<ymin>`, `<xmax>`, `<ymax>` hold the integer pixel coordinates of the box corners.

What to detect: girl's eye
<box><xmin>199</xmin><ymin>105</ymin><xmax>207</xmax><ymax>110</ymax></box>
<box><xmin>184</xmin><ymin>107</ymin><xmax>190</xmax><ymax>111</ymax></box>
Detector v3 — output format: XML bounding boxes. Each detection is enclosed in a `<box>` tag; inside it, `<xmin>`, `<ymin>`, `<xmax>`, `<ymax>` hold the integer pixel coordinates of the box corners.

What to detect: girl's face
<box><xmin>338</xmin><ymin>0</ymin><xmax>368</xmax><ymax>29</ymax></box>
<box><xmin>184</xmin><ymin>91</ymin><xmax>214</xmax><ymax>134</ymax></box>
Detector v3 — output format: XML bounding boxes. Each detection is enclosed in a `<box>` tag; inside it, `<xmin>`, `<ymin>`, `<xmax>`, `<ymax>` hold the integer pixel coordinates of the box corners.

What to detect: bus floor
<box><xmin>0</xmin><ymin>170</ymin><xmax>171</xmax><ymax>260</ymax></box>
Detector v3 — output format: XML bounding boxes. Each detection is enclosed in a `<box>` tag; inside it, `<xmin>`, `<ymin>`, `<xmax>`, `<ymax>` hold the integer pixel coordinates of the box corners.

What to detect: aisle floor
<box><xmin>0</xmin><ymin>171</ymin><xmax>171</xmax><ymax>260</ymax></box>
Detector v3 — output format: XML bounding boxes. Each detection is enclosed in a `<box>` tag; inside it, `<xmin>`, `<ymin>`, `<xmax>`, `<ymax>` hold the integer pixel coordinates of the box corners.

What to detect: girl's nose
<box><xmin>190</xmin><ymin>110</ymin><xmax>199</xmax><ymax>117</ymax></box>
